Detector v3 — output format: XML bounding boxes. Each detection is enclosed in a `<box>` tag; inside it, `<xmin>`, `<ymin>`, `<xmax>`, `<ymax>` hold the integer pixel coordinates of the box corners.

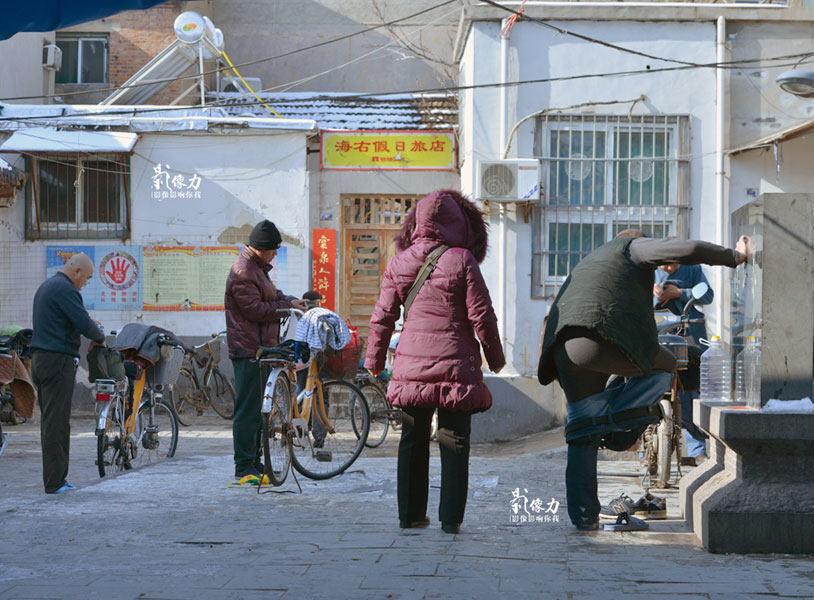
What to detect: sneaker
<box><xmin>641</xmin><ymin>492</ymin><xmax>667</xmax><ymax>520</ymax></box>
<box><xmin>235</xmin><ymin>466</ymin><xmax>262</xmax><ymax>479</ymax></box>
<box><xmin>254</xmin><ymin>461</ymin><xmax>265</xmax><ymax>474</ymax></box>
<box><xmin>604</xmin><ymin>512</ymin><xmax>649</xmax><ymax>532</ymax></box>
<box><xmin>50</xmin><ymin>482</ymin><xmax>75</xmax><ymax>495</ymax></box>
<box><xmin>575</xmin><ymin>521</ymin><xmax>600</xmax><ymax>531</ymax></box>
<box><xmin>399</xmin><ymin>516</ymin><xmax>431</xmax><ymax>529</ymax></box>
<box><xmin>599</xmin><ymin>494</ymin><xmax>643</xmax><ymax>520</ymax></box>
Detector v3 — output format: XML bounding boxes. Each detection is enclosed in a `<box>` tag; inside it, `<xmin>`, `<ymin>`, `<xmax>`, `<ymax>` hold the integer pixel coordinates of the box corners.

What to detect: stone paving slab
<box><xmin>1</xmin><ymin>420</ymin><xmax>812</xmax><ymax>599</ymax></box>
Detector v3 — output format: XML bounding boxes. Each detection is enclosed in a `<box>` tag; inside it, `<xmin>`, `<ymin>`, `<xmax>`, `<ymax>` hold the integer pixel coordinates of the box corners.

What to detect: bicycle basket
<box><xmin>147</xmin><ymin>345</ymin><xmax>185</xmax><ymax>387</ymax></box>
<box><xmin>322</xmin><ymin>324</ymin><xmax>363</xmax><ymax>380</ymax></box>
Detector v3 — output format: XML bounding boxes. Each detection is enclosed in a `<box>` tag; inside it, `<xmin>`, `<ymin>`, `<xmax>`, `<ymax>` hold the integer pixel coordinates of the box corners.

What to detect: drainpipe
<box><xmin>715</xmin><ymin>16</ymin><xmax>728</xmax><ymax>340</ymax></box>
<box><xmin>497</xmin><ymin>19</ymin><xmax>510</xmax><ymax>363</ymax></box>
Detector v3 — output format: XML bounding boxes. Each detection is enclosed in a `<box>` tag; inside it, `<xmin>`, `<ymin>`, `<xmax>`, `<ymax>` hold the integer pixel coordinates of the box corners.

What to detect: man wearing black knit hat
<box><xmin>225</xmin><ymin>220</ymin><xmax>307</xmax><ymax>479</ymax></box>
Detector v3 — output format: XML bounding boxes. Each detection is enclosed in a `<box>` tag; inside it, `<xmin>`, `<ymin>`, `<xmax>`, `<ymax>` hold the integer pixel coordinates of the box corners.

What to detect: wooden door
<box><xmin>340</xmin><ymin>195</ymin><xmax>420</xmax><ymax>342</ymax></box>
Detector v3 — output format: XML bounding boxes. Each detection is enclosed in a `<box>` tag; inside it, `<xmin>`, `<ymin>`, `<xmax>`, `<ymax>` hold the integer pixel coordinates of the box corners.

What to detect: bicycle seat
<box><xmin>255</xmin><ymin>340</ymin><xmax>311</xmax><ymax>363</ymax></box>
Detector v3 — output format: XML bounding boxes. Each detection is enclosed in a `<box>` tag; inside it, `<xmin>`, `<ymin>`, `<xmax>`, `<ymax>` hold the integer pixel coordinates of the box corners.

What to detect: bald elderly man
<box><xmin>31</xmin><ymin>253</ymin><xmax>105</xmax><ymax>494</ymax></box>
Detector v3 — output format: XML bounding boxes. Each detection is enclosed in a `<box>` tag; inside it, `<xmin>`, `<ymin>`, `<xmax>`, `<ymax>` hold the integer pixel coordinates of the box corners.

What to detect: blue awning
<box><xmin>1</xmin><ymin>1</ymin><xmax>167</xmax><ymax>41</ymax></box>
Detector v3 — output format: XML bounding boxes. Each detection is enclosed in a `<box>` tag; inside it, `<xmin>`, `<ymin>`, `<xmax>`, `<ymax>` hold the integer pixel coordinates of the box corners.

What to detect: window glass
<box><xmin>83</xmin><ymin>160</ymin><xmax>121</xmax><ymax>223</ymax></box>
<box><xmin>55</xmin><ymin>39</ymin><xmax>78</xmax><ymax>84</ymax></box>
<box><xmin>547</xmin><ymin>222</ymin><xmax>606</xmax><ymax>277</ymax></box>
<box><xmin>38</xmin><ymin>159</ymin><xmax>77</xmax><ymax>223</ymax></box>
<box><xmin>549</xmin><ymin>129</ymin><xmax>606</xmax><ymax>206</ymax></box>
<box><xmin>614</xmin><ymin>131</ymin><xmax>670</xmax><ymax>206</ymax></box>
<box><xmin>80</xmin><ymin>39</ymin><xmax>107</xmax><ymax>83</ymax></box>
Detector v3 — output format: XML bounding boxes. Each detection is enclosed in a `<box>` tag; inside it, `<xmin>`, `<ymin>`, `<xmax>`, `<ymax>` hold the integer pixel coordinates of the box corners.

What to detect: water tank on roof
<box><xmin>173</xmin><ymin>11</ymin><xmax>223</xmax><ymax>59</ymax></box>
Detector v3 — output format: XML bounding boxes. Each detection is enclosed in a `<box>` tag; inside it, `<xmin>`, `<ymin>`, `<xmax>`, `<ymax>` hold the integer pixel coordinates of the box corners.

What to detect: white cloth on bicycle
<box><xmin>293</xmin><ymin>307</ymin><xmax>350</xmax><ymax>351</ymax></box>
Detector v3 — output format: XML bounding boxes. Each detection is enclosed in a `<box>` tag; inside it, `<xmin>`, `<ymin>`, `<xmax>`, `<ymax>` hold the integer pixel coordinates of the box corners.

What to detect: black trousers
<box><xmin>398</xmin><ymin>406</ymin><xmax>471</xmax><ymax>525</ymax></box>
<box><xmin>31</xmin><ymin>352</ymin><xmax>77</xmax><ymax>493</ymax></box>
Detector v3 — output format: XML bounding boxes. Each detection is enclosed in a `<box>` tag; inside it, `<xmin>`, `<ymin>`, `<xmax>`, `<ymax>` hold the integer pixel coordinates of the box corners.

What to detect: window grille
<box><xmin>343</xmin><ymin>195</ymin><xmax>418</xmax><ymax>226</ymax></box>
<box><xmin>532</xmin><ymin>114</ymin><xmax>690</xmax><ymax>299</ymax></box>
<box><xmin>55</xmin><ymin>35</ymin><xmax>108</xmax><ymax>84</ymax></box>
<box><xmin>26</xmin><ymin>154</ymin><xmax>130</xmax><ymax>240</ymax></box>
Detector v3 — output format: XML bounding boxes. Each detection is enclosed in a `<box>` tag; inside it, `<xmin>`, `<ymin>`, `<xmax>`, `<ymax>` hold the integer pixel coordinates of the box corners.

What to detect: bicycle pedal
<box><xmin>315</xmin><ymin>450</ymin><xmax>332</xmax><ymax>462</ymax></box>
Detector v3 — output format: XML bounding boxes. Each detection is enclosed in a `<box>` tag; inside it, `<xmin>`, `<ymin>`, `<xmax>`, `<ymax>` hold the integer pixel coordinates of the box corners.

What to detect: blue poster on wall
<box><xmin>46</xmin><ymin>246</ymin><xmax>143</xmax><ymax>311</ymax></box>
<box><xmin>46</xmin><ymin>246</ymin><xmax>97</xmax><ymax>310</ymax></box>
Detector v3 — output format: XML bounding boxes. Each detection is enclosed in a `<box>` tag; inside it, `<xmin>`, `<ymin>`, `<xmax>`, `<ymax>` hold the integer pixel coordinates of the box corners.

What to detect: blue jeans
<box><xmin>684</xmin><ymin>428</ymin><xmax>707</xmax><ymax>458</ymax></box>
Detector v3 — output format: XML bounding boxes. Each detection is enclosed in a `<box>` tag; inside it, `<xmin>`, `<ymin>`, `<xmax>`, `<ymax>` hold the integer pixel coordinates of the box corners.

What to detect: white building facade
<box><xmin>455</xmin><ymin>3</ymin><xmax>814</xmax><ymax>433</ymax></box>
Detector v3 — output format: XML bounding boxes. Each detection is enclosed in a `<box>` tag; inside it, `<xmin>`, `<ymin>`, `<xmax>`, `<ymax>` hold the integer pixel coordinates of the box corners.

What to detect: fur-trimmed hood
<box><xmin>394</xmin><ymin>189</ymin><xmax>488</xmax><ymax>263</ymax></box>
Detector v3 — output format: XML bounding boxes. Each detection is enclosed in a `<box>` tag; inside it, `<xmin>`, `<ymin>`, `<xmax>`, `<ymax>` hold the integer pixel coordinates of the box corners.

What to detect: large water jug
<box><xmin>743</xmin><ymin>336</ymin><xmax>762</xmax><ymax>408</ymax></box>
<box><xmin>700</xmin><ymin>336</ymin><xmax>732</xmax><ymax>401</ymax></box>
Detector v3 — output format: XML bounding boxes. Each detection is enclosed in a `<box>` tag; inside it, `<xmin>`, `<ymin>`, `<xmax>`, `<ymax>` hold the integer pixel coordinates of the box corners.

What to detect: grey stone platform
<box><xmin>680</xmin><ymin>399</ymin><xmax>814</xmax><ymax>554</ymax></box>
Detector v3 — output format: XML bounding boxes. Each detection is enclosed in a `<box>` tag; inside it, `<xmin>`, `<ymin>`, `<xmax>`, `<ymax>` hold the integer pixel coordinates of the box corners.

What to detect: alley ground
<box><xmin>0</xmin><ymin>416</ymin><xmax>812</xmax><ymax>600</ymax></box>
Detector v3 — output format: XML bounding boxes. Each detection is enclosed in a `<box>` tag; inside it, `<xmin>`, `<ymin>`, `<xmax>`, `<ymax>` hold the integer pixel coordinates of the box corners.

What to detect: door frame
<box><xmin>339</xmin><ymin>194</ymin><xmax>422</xmax><ymax>322</ymax></box>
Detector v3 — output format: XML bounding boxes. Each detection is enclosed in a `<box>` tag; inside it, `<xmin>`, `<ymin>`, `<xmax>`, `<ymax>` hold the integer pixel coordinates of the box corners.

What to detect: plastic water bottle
<box><xmin>700</xmin><ymin>336</ymin><xmax>732</xmax><ymax>401</ymax></box>
<box><xmin>743</xmin><ymin>337</ymin><xmax>762</xmax><ymax>408</ymax></box>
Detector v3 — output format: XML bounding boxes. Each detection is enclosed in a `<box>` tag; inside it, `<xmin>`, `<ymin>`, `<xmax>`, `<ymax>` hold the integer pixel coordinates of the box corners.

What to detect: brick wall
<box><xmin>107</xmin><ymin>1</ymin><xmax>191</xmax><ymax>105</ymax></box>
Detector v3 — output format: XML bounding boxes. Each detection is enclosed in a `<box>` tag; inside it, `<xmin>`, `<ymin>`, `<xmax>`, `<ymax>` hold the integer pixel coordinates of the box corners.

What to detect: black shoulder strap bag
<box><xmin>403</xmin><ymin>244</ymin><xmax>449</xmax><ymax>321</ymax></box>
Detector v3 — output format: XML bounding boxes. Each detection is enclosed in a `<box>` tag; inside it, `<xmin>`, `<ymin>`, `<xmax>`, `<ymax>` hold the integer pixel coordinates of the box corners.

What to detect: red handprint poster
<box><xmin>96</xmin><ymin>246</ymin><xmax>143</xmax><ymax>310</ymax></box>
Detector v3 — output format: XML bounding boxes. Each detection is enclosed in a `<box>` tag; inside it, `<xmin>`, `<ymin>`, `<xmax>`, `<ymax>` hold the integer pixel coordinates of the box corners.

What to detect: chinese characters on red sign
<box><xmin>312</xmin><ymin>229</ymin><xmax>336</xmax><ymax>311</ymax></box>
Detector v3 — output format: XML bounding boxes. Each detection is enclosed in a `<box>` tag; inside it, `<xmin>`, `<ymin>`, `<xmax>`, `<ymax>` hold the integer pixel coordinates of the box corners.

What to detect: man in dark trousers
<box><xmin>31</xmin><ymin>252</ymin><xmax>105</xmax><ymax>494</ymax></box>
<box><xmin>225</xmin><ymin>220</ymin><xmax>307</xmax><ymax>479</ymax></box>
<box><xmin>537</xmin><ymin>231</ymin><xmax>750</xmax><ymax>530</ymax></box>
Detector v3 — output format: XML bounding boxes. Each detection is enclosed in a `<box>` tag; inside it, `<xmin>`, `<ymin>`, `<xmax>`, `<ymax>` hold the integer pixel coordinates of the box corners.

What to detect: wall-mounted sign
<box><xmin>142</xmin><ymin>245</ymin><xmax>237</xmax><ymax>311</ymax></box>
<box><xmin>321</xmin><ymin>130</ymin><xmax>456</xmax><ymax>171</ymax></box>
<box><xmin>312</xmin><ymin>229</ymin><xmax>336</xmax><ymax>311</ymax></box>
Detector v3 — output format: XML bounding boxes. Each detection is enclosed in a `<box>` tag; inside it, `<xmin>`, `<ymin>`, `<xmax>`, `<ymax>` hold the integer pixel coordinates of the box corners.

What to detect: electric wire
<box><xmin>0</xmin><ymin>0</ymin><xmax>460</xmax><ymax>103</ymax></box>
<box><xmin>1</xmin><ymin>51</ymin><xmax>811</xmax><ymax>124</ymax></box>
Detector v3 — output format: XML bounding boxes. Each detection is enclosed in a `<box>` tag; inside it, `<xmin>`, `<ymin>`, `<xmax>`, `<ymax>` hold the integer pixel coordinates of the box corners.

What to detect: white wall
<box><xmin>461</xmin><ymin>19</ymin><xmax>719</xmax><ymax>375</ymax></box>
<box><xmin>0</xmin><ymin>32</ymin><xmax>55</xmax><ymax>104</ymax></box>
<box><xmin>730</xmin><ymin>133</ymin><xmax>814</xmax><ymax>214</ymax></box>
<box><xmin>0</xmin><ymin>130</ymin><xmax>311</xmax><ymax>336</ymax></box>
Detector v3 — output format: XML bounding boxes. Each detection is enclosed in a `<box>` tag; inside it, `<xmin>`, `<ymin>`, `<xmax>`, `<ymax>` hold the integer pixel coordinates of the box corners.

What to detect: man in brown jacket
<box><xmin>225</xmin><ymin>220</ymin><xmax>307</xmax><ymax>478</ymax></box>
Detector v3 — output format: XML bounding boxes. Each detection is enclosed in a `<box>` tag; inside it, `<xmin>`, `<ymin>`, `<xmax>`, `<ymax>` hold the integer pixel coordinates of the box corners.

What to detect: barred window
<box><xmin>532</xmin><ymin>115</ymin><xmax>690</xmax><ymax>298</ymax></box>
<box><xmin>26</xmin><ymin>154</ymin><xmax>129</xmax><ymax>239</ymax></box>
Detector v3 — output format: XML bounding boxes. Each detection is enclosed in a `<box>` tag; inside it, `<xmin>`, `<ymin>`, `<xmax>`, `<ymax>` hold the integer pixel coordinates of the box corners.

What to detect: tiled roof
<box><xmin>212</xmin><ymin>92</ymin><xmax>458</xmax><ymax>131</ymax></box>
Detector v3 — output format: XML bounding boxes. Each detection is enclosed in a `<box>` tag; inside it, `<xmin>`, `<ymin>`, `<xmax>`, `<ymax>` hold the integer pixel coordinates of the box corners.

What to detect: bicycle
<box><xmin>170</xmin><ymin>331</ymin><xmax>235</xmax><ymax>426</ymax></box>
<box><xmin>95</xmin><ymin>331</ymin><xmax>182</xmax><ymax>477</ymax></box>
<box><xmin>258</xmin><ymin>310</ymin><xmax>370</xmax><ymax>485</ymax></box>
<box><xmin>353</xmin><ymin>369</ymin><xmax>401</xmax><ymax>448</ymax></box>
<box><xmin>640</xmin><ymin>281</ymin><xmax>708</xmax><ymax>488</ymax></box>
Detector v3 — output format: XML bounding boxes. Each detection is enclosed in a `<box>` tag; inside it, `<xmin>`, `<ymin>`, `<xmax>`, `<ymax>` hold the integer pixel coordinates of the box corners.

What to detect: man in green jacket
<box><xmin>537</xmin><ymin>230</ymin><xmax>749</xmax><ymax>530</ymax></box>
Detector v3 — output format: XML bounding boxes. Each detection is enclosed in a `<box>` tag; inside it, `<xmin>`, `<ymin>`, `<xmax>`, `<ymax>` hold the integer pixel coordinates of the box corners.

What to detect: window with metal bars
<box><xmin>25</xmin><ymin>154</ymin><xmax>129</xmax><ymax>239</ymax></box>
<box><xmin>532</xmin><ymin>114</ymin><xmax>690</xmax><ymax>299</ymax></box>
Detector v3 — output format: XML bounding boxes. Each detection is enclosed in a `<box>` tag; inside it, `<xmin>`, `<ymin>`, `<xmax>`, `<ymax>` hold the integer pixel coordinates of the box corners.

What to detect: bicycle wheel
<box><xmin>172</xmin><ymin>369</ymin><xmax>203</xmax><ymax>427</ymax></box>
<box><xmin>655</xmin><ymin>399</ymin><xmax>673</xmax><ymax>487</ymax></box>
<box><xmin>97</xmin><ymin>399</ymin><xmax>126</xmax><ymax>477</ymax></box>
<box><xmin>209</xmin><ymin>369</ymin><xmax>235</xmax><ymax>420</ymax></box>
<box><xmin>292</xmin><ymin>380</ymin><xmax>369</xmax><ymax>480</ymax></box>
<box><xmin>261</xmin><ymin>374</ymin><xmax>292</xmax><ymax>486</ymax></box>
<box><xmin>132</xmin><ymin>397</ymin><xmax>178</xmax><ymax>468</ymax></box>
<box><xmin>359</xmin><ymin>381</ymin><xmax>389</xmax><ymax>448</ymax></box>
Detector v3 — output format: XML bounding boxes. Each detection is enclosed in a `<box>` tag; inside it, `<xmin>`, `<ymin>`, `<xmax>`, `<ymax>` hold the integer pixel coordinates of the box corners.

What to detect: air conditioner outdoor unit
<box><xmin>219</xmin><ymin>76</ymin><xmax>262</xmax><ymax>94</ymax></box>
<box><xmin>476</xmin><ymin>159</ymin><xmax>540</xmax><ymax>202</ymax></box>
<box><xmin>42</xmin><ymin>44</ymin><xmax>62</xmax><ymax>71</ymax></box>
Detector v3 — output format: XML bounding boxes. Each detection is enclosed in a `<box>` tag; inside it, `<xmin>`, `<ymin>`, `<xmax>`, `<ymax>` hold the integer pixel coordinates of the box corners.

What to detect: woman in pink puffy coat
<box><xmin>365</xmin><ymin>189</ymin><xmax>505</xmax><ymax>534</ymax></box>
